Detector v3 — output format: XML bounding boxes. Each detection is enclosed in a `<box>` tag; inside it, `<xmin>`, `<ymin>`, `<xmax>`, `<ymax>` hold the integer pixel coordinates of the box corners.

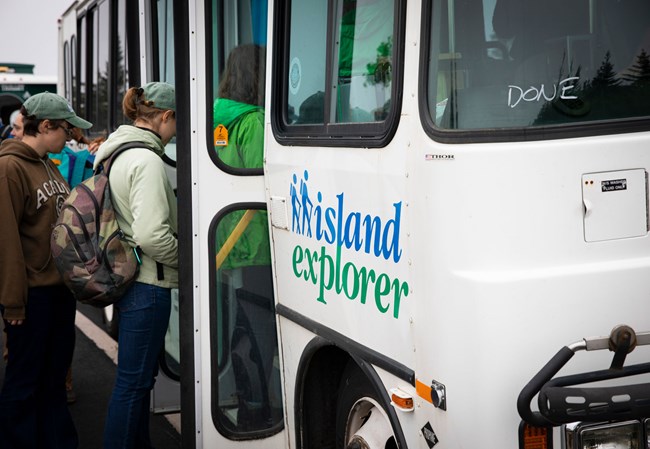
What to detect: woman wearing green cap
<box><xmin>92</xmin><ymin>82</ymin><xmax>177</xmax><ymax>449</ymax></box>
<box><xmin>0</xmin><ymin>92</ymin><xmax>92</xmax><ymax>448</ymax></box>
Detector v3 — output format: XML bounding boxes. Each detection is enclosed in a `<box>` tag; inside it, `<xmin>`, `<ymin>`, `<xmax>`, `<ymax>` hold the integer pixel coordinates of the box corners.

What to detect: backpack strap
<box><xmin>97</xmin><ymin>141</ymin><xmax>153</xmax><ymax>176</ymax></box>
<box><xmin>100</xmin><ymin>141</ymin><xmax>166</xmax><ymax>281</ymax></box>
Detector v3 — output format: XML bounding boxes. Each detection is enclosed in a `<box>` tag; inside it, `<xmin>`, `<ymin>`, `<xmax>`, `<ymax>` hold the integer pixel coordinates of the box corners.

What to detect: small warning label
<box><xmin>422</xmin><ymin>422</ymin><xmax>439</xmax><ymax>448</ymax></box>
<box><xmin>601</xmin><ymin>179</ymin><xmax>627</xmax><ymax>192</ymax></box>
<box><xmin>214</xmin><ymin>124</ymin><xmax>228</xmax><ymax>146</ymax></box>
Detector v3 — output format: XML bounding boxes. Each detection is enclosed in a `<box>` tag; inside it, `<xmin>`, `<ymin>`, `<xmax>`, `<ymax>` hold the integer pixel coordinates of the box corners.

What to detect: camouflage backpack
<box><xmin>51</xmin><ymin>142</ymin><xmax>151</xmax><ymax>307</ymax></box>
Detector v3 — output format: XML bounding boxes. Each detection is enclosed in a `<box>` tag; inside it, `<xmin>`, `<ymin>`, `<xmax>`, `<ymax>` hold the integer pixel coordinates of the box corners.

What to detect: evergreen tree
<box><xmin>592</xmin><ymin>51</ymin><xmax>621</xmax><ymax>88</ymax></box>
<box><xmin>623</xmin><ymin>49</ymin><xmax>650</xmax><ymax>85</ymax></box>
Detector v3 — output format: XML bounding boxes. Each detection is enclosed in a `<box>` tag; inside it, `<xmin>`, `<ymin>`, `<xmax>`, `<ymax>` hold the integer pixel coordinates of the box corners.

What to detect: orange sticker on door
<box><xmin>214</xmin><ymin>124</ymin><xmax>228</xmax><ymax>146</ymax></box>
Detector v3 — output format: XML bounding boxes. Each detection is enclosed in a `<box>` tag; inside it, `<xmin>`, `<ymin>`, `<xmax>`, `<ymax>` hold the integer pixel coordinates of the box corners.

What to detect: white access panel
<box><xmin>582</xmin><ymin>169</ymin><xmax>648</xmax><ymax>242</ymax></box>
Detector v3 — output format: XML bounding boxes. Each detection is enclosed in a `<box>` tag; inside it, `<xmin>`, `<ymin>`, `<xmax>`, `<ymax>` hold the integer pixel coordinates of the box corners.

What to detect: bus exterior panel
<box><xmin>267</xmin><ymin>1</ymin><xmax>650</xmax><ymax>449</ymax></box>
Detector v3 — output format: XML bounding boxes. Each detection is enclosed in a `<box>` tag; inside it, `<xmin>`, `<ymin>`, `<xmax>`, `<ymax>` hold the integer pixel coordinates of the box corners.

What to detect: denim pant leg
<box><xmin>0</xmin><ymin>286</ymin><xmax>78</xmax><ymax>449</ymax></box>
<box><xmin>103</xmin><ymin>282</ymin><xmax>171</xmax><ymax>449</ymax></box>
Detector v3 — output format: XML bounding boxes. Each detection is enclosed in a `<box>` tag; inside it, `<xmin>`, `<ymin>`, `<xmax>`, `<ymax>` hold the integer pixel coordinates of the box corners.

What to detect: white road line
<box><xmin>75</xmin><ymin>311</ymin><xmax>118</xmax><ymax>364</ymax></box>
<box><xmin>75</xmin><ymin>310</ymin><xmax>181</xmax><ymax>434</ymax></box>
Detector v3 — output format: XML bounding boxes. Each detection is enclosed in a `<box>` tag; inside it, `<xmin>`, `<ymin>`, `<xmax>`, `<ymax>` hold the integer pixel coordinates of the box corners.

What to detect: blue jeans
<box><xmin>103</xmin><ymin>282</ymin><xmax>171</xmax><ymax>449</ymax></box>
<box><xmin>0</xmin><ymin>285</ymin><xmax>77</xmax><ymax>449</ymax></box>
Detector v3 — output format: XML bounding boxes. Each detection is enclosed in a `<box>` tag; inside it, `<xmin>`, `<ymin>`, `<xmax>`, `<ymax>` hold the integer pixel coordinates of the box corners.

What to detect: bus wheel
<box><xmin>335</xmin><ymin>365</ymin><xmax>397</xmax><ymax>449</ymax></box>
<box><xmin>102</xmin><ymin>304</ymin><xmax>120</xmax><ymax>339</ymax></box>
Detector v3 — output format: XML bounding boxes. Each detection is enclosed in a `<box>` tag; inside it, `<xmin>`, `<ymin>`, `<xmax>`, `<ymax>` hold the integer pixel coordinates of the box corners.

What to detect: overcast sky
<box><xmin>0</xmin><ymin>0</ymin><xmax>73</xmax><ymax>77</ymax></box>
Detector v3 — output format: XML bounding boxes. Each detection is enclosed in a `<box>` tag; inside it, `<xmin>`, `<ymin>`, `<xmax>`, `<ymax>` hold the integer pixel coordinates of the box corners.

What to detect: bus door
<box><xmin>148</xmin><ymin>0</ymin><xmax>183</xmax><ymax>415</ymax></box>
<box><xmin>184</xmin><ymin>0</ymin><xmax>285</xmax><ymax>446</ymax></box>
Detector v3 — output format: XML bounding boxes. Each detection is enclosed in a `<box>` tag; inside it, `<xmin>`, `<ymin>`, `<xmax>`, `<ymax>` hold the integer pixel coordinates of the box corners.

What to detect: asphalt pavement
<box><xmin>0</xmin><ymin>306</ymin><xmax>182</xmax><ymax>449</ymax></box>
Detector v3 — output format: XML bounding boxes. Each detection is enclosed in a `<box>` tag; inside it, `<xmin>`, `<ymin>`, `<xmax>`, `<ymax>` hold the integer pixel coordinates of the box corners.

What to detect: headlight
<box><xmin>564</xmin><ymin>420</ymin><xmax>642</xmax><ymax>449</ymax></box>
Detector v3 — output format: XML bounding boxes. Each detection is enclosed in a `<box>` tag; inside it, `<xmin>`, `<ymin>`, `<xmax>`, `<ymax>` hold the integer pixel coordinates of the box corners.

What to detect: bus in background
<box><xmin>0</xmin><ymin>63</ymin><xmax>56</xmax><ymax>127</ymax></box>
<box><xmin>60</xmin><ymin>1</ymin><xmax>650</xmax><ymax>449</ymax></box>
<box><xmin>57</xmin><ymin>0</ymin><xmax>175</xmax><ymax>179</ymax></box>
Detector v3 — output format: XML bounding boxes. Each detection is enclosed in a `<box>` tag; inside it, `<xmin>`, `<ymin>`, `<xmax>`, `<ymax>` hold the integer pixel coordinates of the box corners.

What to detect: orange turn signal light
<box><xmin>390</xmin><ymin>388</ymin><xmax>414</xmax><ymax>412</ymax></box>
<box><xmin>519</xmin><ymin>422</ymin><xmax>550</xmax><ymax>449</ymax></box>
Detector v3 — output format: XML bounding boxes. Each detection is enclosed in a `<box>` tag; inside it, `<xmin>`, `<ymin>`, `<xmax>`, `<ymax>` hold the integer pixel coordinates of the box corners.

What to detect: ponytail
<box><xmin>122</xmin><ymin>87</ymin><xmax>163</xmax><ymax>123</ymax></box>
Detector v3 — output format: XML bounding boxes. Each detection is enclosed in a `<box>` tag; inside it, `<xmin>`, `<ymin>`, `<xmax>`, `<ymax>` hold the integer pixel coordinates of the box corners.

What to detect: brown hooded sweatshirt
<box><xmin>0</xmin><ymin>139</ymin><xmax>70</xmax><ymax>321</ymax></box>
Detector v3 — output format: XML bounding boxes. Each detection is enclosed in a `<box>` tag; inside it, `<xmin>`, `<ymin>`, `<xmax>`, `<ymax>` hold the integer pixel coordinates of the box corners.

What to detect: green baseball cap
<box><xmin>23</xmin><ymin>92</ymin><xmax>92</xmax><ymax>129</ymax></box>
<box><xmin>142</xmin><ymin>82</ymin><xmax>176</xmax><ymax>112</ymax></box>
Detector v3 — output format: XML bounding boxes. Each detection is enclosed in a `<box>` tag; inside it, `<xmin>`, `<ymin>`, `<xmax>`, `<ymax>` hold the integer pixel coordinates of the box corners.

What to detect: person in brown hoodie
<box><xmin>0</xmin><ymin>92</ymin><xmax>92</xmax><ymax>449</ymax></box>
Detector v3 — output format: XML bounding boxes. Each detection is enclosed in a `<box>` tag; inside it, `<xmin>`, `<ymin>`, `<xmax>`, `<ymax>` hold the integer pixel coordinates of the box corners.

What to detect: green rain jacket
<box><xmin>213</xmin><ymin>98</ymin><xmax>270</xmax><ymax>269</ymax></box>
<box><xmin>213</xmin><ymin>98</ymin><xmax>264</xmax><ymax>168</ymax></box>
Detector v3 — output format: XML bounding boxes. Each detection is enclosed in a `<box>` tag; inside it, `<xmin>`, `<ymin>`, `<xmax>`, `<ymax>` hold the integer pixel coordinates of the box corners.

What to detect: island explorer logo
<box><xmin>289</xmin><ymin>170</ymin><xmax>409</xmax><ymax>319</ymax></box>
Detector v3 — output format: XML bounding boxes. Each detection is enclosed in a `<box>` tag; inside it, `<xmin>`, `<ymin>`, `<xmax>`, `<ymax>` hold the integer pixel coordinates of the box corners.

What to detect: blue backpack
<box><xmin>50</xmin><ymin>147</ymin><xmax>95</xmax><ymax>188</ymax></box>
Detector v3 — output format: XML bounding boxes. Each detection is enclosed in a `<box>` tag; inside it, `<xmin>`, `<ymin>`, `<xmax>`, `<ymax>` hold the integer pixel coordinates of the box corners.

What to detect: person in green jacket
<box><xmin>213</xmin><ymin>43</ymin><xmax>265</xmax><ymax>169</ymax></box>
<box><xmin>213</xmin><ymin>44</ymin><xmax>282</xmax><ymax>430</ymax></box>
<box><xmin>213</xmin><ymin>44</ymin><xmax>270</xmax><ymax>270</ymax></box>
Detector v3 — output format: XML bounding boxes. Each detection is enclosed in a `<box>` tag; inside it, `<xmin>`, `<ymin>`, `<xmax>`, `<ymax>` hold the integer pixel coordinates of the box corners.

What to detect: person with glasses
<box><xmin>5</xmin><ymin>101</ymin><xmax>97</xmax><ymax>405</ymax></box>
<box><xmin>0</xmin><ymin>91</ymin><xmax>92</xmax><ymax>449</ymax></box>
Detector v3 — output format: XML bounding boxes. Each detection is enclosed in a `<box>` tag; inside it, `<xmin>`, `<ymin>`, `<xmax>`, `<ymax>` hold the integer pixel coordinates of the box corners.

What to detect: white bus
<box><xmin>59</xmin><ymin>0</ymin><xmax>650</xmax><ymax>448</ymax></box>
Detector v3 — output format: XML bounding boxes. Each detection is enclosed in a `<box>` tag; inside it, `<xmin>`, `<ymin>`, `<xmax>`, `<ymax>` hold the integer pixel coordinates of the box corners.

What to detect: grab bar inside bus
<box><xmin>215</xmin><ymin>209</ymin><xmax>258</xmax><ymax>270</ymax></box>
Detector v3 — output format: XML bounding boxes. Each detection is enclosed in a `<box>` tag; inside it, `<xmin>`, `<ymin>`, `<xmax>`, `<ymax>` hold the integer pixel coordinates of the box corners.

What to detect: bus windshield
<box><xmin>427</xmin><ymin>0</ymin><xmax>650</xmax><ymax>130</ymax></box>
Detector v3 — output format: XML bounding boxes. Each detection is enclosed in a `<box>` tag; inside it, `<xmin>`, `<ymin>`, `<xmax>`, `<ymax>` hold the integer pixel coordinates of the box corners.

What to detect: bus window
<box><xmin>114</xmin><ymin>0</ymin><xmax>129</xmax><ymax>128</ymax></box>
<box><xmin>92</xmin><ymin>0</ymin><xmax>110</xmax><ymax>136</ymax></box>
<box><xmin>210</xmin><ymin>207</ymin><xmax>283</xmax><ymax>437</ymax></box>
<box><xmin>276</xmin><ymin>0</ymin><xmax>402</xmax><ymax>146</ymax></box>
<box><xmin>77</xmin><ymin>14</ymin><xmax>88</xmax><ymax>121</ymax></box>
<box><xmin>288</xmin><ymin>0</ymin><xmax>394</xmax><ymax>125</ymax></box>
<box><xmin>71</xmin><ymin>35</ymin><xmax>78</xmax><ymax>113</ymax></box>
<box><xmin>69</xmin><ymin>0</ymin><xmax>130</xmax><ymax>139</ymax></box>
<box><xmin>426</xmin><ymin>0</ymin><xmax>650</xmax><ymax>132</ymax></box>
<box><xmin>155</xmin><ymin>0</ymin><xmax>176</xmax><ymax>86</ymax></box>
<box><xmin>286</xmin><ymin>0</ymin><xmax>328</xmax><ymax>125</ymax></box>
<box><xmin>211</xmin><ymin>0</ymin><xmax>267</xmax><ymax>173</ymax></box>
<box><xmin>334</xmin><ymin>0</ymin><xmax>394</xmax><ymax>123</ymax></box>
<box><xmin>64</xmin><ymin>41</ymin><xmax>72</xmax><ymax>100</ymax></box>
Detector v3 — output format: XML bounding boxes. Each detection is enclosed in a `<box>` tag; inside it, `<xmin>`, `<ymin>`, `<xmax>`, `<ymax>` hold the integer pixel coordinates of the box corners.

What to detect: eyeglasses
<box><xmin>59</xmin><ymin>124</ymin><xmax>74</xmax><ymax>139</ymax></box>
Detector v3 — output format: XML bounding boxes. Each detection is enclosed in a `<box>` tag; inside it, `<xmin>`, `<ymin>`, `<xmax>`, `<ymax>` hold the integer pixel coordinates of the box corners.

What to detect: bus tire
<box><xmin>102</xmin><ymin>304</ymin><xmax>120</xmax><ymax>340</ymax></box>
<box><xmin>335</xmin><ymin>363</ymin><xmax>397</xmax><ymax>449</ymax></box>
